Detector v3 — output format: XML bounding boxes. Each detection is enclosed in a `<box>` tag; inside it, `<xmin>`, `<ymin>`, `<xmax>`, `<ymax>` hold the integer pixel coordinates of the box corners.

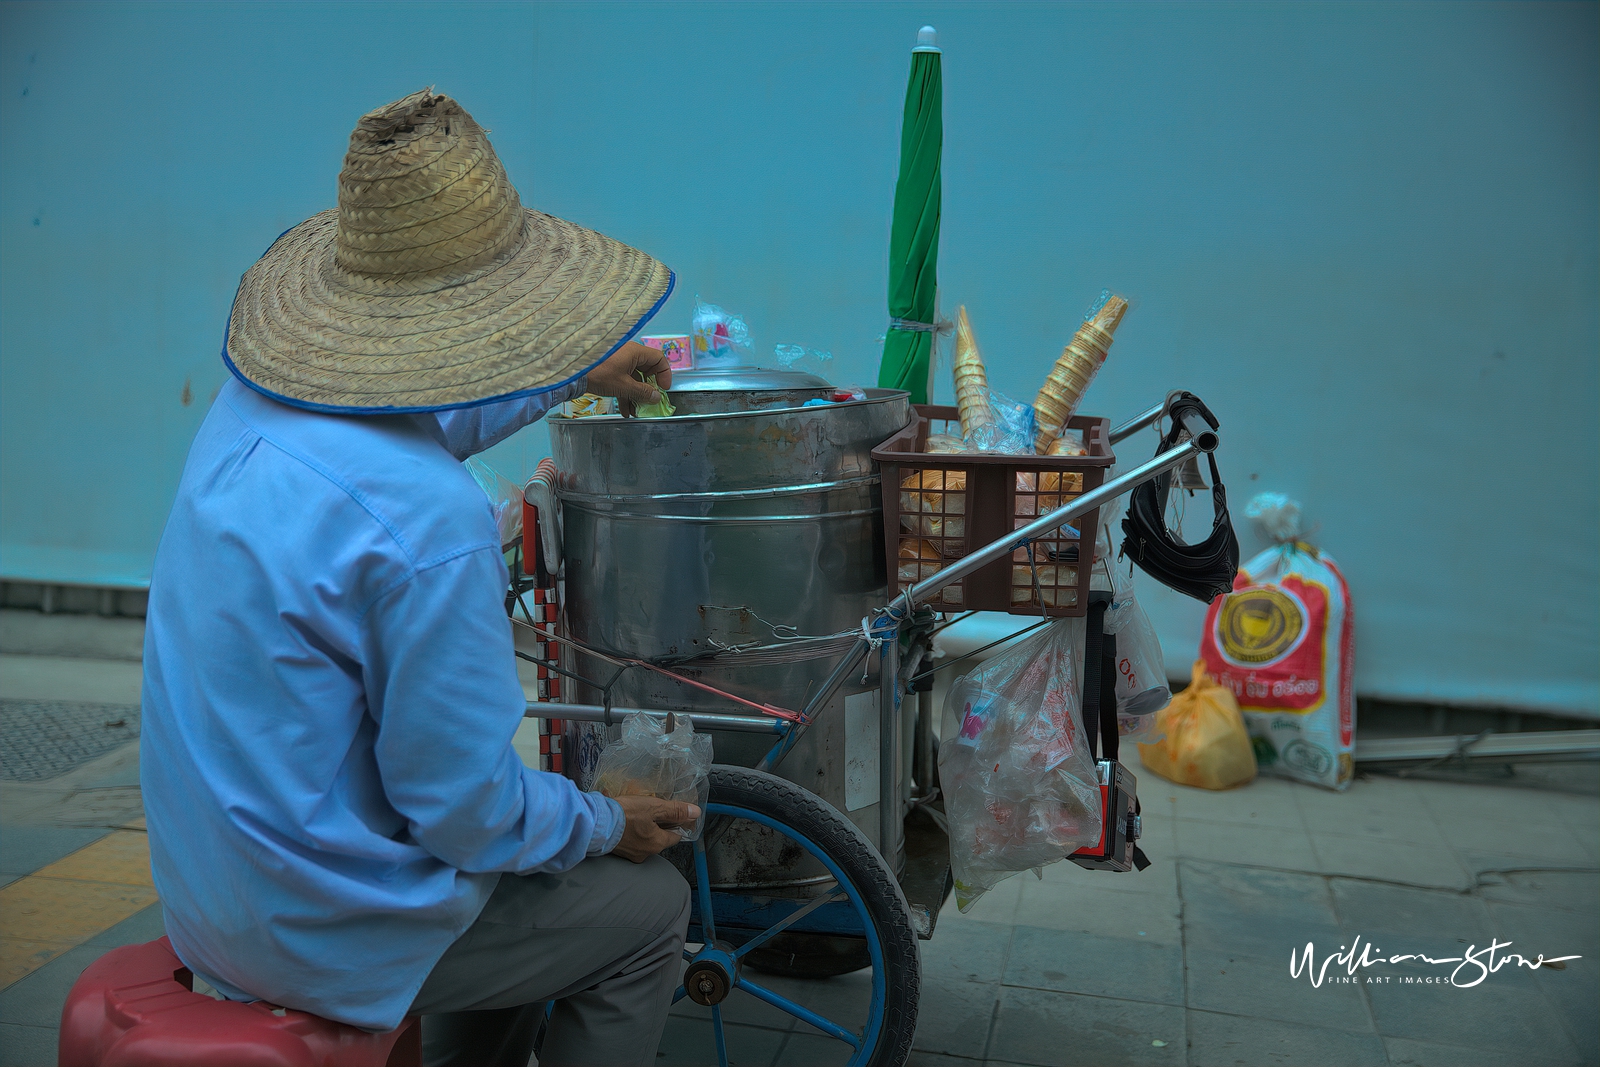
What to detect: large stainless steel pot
<box><xmin>548</xmin><ymin>369</ymin><xmax>912</xmax><ymax>887</ymax></box>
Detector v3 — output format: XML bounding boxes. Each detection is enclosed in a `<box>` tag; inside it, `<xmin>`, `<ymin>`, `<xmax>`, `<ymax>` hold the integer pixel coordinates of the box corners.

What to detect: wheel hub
<box><xmin>684</xmin><ymin>943</ymin><xmax>739</xmax><ymax>1006</ymax></box>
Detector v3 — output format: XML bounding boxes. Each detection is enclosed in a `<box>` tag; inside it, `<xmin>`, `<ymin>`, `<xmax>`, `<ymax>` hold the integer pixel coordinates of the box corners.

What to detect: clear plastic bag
<box><xmin>592</xmin><ymin>713</ymin><xmax>713</xmax><ymax>841</ymax></box>
<box><xmin>691</xmin><ymin>297</ymin><xmax>753</xmax><ymax>369</ymax></box>
<box><xmin>925</xmin><ymin>432</ymin><xmax>970</xmax><ymax>454</ymax></box>
<box><xmin>1106</xmin><ymin>592</ymin><xmax>1169</xmax><ymax>738</ymax></box>
<box><xmin>965</xmin><ymin>389</ymin><xmax>1038</xmax><ymax>454</ymax></box>
<box><xmin>464</xmin><ymin>457</ymin><xmax>523</xmax><ymax>547</ymax></box>
<box><xmin>1086</xmin><ymin>491</ymin><xmax>1169</xmax><ymax>738</ymax></box>
<box><xmin>773</xmin><ymin>343</ymin><xmax>833</xmax><ymax>376</ymax></box>
<box><xmin>939</xmin><ymin>619</ymin><xmax>1103</xmax><ymax>911</ymax></box>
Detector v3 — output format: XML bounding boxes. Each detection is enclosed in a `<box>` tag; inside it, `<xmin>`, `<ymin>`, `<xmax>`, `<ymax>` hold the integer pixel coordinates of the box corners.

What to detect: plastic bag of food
<box><xmin>967</xmin><ymin>390</ymin><xmax>1037</xmax><ymax>454</ymax></box>
<box><xmin>1199</xmin><ymin>493</ymin><xmax>1355</xmax><ymax>789</ymax></box>
<box><xmin>1138</xmin><ymin>661</ymin><xmax>1256</xmax><ymax>790</ymax></box>
<box><xmin>566</xmin><ymin>394</ymin><xmax>613</xmax><ymax>417</ymax></box>
<box><xmin>635</xmin><ymin>374</ymin><xmax>675</xmax><ymax>418</ymax></box>
<box><xmin>1034</xmin><ymin>290</ymin><xmax>1129</xmax><ymax>454</ymax></box>
<box><xmin>691</xmin><ymin>297</ymin><xmax>753</xmax><ymax>369</ymax></box>
<box><xmin>593</xmin><ymin>713</ymin><xmax>713</xmax><ymax>840</ymax></box>
<box><xmin>1047</xmin><ymin>429</ymin><xmax>1088</xmax><ymax>457</ymax></box>
<box><xmin>925</xmin><ymin>432</ymin><xmax>971</xmax><ymax>454</ymax></box>
<box><xmin>939</xmin><ymin>619</ymin><xmax>1103</xmax><ymax>911</ymax></box>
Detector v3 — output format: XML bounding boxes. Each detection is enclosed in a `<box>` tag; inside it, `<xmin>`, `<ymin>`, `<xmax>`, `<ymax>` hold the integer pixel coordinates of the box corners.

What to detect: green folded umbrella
<box><xmin>877</xmin><ymin>26</ymin><xmax>942</xmax><ymax>405</ymax></box>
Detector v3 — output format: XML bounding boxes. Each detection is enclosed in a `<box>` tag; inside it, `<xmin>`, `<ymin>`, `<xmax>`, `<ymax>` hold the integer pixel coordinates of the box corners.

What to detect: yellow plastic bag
<box><xmin>1137</xmin><ymin>661</ymin><xmax>1257</xmax><ymax>790</ymax></box>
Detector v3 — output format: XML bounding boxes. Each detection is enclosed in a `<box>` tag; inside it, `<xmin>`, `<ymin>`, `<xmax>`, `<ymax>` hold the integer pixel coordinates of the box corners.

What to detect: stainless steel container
<box><xmin>548</xmin><ymin>369</ymin><xmax>912</xmax><ymax>887</ymax></box>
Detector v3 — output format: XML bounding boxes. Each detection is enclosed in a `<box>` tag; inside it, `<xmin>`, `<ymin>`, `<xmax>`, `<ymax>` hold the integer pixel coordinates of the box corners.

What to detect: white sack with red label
<box><xmin>1198</xmin><ymin>494</ymin><xmax>1355</xmax><ymax>790</ymax></box>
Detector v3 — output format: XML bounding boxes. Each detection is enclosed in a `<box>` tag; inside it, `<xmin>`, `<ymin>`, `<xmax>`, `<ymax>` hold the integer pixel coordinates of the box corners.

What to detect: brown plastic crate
<box><xmin>872</xmin><ymin>406</ymin><xmax>1115</xmax><ymax>617</ymax></box>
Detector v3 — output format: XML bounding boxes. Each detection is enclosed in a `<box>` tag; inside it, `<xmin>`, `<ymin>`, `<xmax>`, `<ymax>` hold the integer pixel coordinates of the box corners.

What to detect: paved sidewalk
<box><xmin>906</xmin><ymin>748</ymin><xmax>1597</xmax><ymax>1067</ymax></box>
<box><xmin>1</xmin><ymin>620</ymin><xmax>1595</xmax><ymax>1067</ymax></box>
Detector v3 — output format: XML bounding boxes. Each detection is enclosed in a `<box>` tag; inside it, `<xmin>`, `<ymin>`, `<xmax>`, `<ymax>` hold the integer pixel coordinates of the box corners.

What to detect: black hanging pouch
<box><xmin>1120</xmin><ymin>392</ymin><xmax>1241</xmax><ymax>603</ymax></box>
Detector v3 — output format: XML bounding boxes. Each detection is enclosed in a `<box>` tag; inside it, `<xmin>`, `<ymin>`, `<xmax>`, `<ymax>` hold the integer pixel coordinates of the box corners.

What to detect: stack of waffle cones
<box><xmin>1033</xmin><ymin>295</ymin><xmax>1128</xmax><ymax>453</ymax></box>
<box><xmin>952</xmin><ymin>306</ymin><xmax>996</xmax><ymax>445</ymax></box>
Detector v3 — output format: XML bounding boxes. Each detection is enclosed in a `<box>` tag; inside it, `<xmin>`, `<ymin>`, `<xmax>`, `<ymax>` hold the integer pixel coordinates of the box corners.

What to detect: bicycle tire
<box><xmin>698</xmin><ymin>765</ymin><xmax>921</xmax><ymax>1067</ymax></box>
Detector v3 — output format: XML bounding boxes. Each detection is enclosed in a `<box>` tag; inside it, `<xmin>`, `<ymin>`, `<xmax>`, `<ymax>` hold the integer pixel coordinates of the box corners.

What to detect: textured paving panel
<box><xmin>0</xmin><ymin>701</ymin><xmax>139</xmax><ymax>782</ymax></box>
<box><xmin>0</xmin><ymin>831</ymin><xmax>157</xmax><ymax>990</ymax></box>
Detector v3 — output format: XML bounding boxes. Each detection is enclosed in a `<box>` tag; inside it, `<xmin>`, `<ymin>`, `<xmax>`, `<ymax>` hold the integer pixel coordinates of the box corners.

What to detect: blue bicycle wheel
<box><xmin>663</xmin><ymin>765</ymin><xmax>920</xmax><ymax>1067</ymax></box>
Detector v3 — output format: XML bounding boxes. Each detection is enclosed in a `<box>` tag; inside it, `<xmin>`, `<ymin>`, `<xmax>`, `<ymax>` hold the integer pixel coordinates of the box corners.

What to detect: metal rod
<box><xmin>900</xmin><ymin>439</ymin><xmax>1201</xmax><ymax>610</ymax></box>
<box><xmin>526</xmin><ymin>701</ymin><xmax>786</xmax><ymax>735</ymax></box>
<box><xmin>878</xmin><ymin>628</ymin><xmax>901</xmax><ymax>863</ymax></box>
<box><xmin>755</xmin><ymin>637</ymin><xmax>871</xmax><ymax>771</ymax></box>
<box><xmin>1354</xmin><ymin>730</ymin><xmax>1600</xmax><ymax>764</ymax></box>
<box><xmin>1109</xmin><ymin>402</ymin><xmax>1166</xmax><ymax>444</ymax></box>
<box><xmin>1175</xmin><ymin>407</ymin><xmax>1219</xmax><ymax>453</ymax></box>
<box><xmin>914</xmin><ymin>688</ymin><xmax>933</xmax><ymax>795</ymax></box>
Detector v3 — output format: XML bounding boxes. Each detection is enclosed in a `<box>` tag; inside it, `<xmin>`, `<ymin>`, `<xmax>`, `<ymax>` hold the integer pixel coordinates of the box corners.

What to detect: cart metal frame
<box><xmin>521</xmin><ymin>394</ymin><xmax>1217</xmax><ymax>1066</ymax></box>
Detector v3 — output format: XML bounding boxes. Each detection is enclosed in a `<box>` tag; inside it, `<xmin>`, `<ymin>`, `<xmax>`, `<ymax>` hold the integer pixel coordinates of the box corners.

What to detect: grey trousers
<box><xmin>411</xmin><ymin>854</ymin><xmax>691</xmax><ymax>1067</ymax></box>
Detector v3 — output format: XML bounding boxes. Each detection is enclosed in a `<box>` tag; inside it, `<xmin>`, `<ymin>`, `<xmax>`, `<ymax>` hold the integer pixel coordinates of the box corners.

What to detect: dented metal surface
<box><xmin>548</xmin><ymin>385</ymin><xmax>912</xmax><ymax>887</ymax></box>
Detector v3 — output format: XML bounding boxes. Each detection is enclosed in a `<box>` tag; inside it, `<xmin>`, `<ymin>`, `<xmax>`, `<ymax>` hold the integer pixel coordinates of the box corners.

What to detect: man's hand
<box><xmin>585</xmin><ymin>341</ymin><xmax>674</xmax><ymax>417</ymax></box>
<box><xmin>611</xmin><ymin>795</ymin><xmax>701</xmax><ymax>862</ymax></box>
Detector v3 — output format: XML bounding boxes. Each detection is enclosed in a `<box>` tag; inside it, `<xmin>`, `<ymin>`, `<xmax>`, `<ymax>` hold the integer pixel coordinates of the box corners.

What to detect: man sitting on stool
<box><xmin>141</xmin><ymin>89</ymin><xmax>693</xmax><ymax>1067</ymax></box>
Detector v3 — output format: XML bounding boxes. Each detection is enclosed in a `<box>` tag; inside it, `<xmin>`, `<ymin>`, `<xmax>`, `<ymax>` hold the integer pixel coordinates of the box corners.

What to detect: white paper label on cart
<box><xmin>844</xmin><ymin>691</ymin><xmax>880</xmax><ymax>812</ymax></box>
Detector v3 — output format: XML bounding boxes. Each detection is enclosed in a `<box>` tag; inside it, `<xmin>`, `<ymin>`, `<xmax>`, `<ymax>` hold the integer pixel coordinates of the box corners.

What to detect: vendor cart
<box><xmin>511</xmin><ymin>372</ymin><xmax>1220</xmax><ymax>1067</ymax></box>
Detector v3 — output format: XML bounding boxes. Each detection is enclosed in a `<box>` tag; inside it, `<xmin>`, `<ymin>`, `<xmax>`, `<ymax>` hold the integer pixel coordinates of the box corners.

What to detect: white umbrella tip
<box><xmin>914</xmin><ymin>25</ymin><xmax>940</xmax><ymax>52</ymax></box>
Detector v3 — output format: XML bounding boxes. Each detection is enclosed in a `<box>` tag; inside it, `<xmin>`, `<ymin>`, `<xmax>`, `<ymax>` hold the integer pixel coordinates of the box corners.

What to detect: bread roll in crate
<box><xmin>872</xmin><ymin>405</ymin><xmax>1115</xmax><ymax>617</ymax></box>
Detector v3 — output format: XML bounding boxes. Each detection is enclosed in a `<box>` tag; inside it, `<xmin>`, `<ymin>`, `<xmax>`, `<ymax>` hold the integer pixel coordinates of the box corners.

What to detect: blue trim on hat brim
<box><xmin>221</xmin><ymin>263</ymin><xmax>676</xmax><ymax>416</ymax></box>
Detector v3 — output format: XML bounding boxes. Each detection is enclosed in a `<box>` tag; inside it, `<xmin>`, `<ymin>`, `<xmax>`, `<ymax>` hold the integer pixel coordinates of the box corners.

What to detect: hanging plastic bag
<box><xmin>464</xmin><ymin>457</ymin><xmax>523</xmax><ymax>547</ymax></box>
<box><xmin>593</xmin><ymin>713</ymin><xmax>713</xmax><ymax>840</ymax></box>
<box><xmin>939</xmin><ymin>620</ymin><xmax>1103</xmax><ymax>911</ymax></box>
<box><xmin>1138</xmin><ymin>661</ymin><xmax>1256</xmax><ymax>790</ymax></box>
<box><xmin>1199</xmin><ymin>493</ymin><xmax>1355</xmax><ymax>790</ymax></box>
<box><xmin>1106</xmin><ymin>593</ymin><xmax>1169</xmax><ymax>738</ymax></box>
<box><xmin>1087</xmin><ymin>493</ymin><xmax>1168</xmax><ymax>740</ymax></box>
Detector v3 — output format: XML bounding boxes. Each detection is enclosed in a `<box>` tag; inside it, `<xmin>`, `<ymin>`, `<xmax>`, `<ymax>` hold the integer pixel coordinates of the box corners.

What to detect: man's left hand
<box><xmin>585</xmin><ymin>341</ymin><xmax>673</xmax><ymax>417</ymax></box>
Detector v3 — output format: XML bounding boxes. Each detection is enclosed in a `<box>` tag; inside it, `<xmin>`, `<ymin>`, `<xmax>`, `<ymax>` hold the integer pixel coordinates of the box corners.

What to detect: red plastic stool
<box><xmin>58</xmin><ymin>937</ymin><xmax>421</xmax><ymax>1067</ymax></box>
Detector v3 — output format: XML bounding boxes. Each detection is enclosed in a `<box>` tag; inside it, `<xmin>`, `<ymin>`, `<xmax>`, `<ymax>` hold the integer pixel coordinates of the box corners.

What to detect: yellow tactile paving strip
<box><xmin>0</xmin><ymin>825</ymin><xmax>157</xmax><ymax>989</ymax></box>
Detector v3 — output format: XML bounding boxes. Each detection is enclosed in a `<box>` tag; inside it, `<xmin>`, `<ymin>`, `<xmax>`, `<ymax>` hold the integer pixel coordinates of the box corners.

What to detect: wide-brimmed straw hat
<box><xmin>224</xmin><ymin>89</ymin><xmax>673</xmax><ymax>412</ymax></box>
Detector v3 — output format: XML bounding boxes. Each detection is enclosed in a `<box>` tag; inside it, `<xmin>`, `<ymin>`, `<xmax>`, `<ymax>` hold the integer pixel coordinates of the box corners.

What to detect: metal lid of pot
<box><xmin>669</xmin><ymin>366</ymin><xmax>832</xmax><ymax>392</ymax></box>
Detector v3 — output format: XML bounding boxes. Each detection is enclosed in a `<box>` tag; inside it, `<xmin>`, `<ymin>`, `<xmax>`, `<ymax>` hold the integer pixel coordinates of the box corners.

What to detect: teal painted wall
<box><xmin>2</xmin><ymin>1</ymin><xmax>1595</xmax><ymax>714</ymax></box>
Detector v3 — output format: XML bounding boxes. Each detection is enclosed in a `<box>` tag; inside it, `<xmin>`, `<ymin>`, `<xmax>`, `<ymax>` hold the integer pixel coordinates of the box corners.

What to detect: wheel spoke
<box><xmin>711</xmin><ymin>1004</ymin><xmax>730</xmax><ymax>1067</ymax></box>
<box><xmin>735</xmin><ymin>977</ymin><xmax>861</xmax><ymax>1050</ymax></box>
<box><xmin>730</xmin><ymin>887</ymin><xmax>844</xmax><ymax>960</ymax></box>
<box><xmin>672</xmin><ymin>984</ymin><xmax>687</xmax><ymax>1005</ymax></box>
<box><xmin>693</xmin><ymin>835</ymin><xmax>718</xmax><ymax>942</ymax></box>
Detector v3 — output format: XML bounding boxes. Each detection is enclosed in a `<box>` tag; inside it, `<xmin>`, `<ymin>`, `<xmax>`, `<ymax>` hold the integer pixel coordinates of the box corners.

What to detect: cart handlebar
<box><xmin>1110</xmin><ymin>393</ymin><xmax>1218</xmax><ymax>452</ymax></box>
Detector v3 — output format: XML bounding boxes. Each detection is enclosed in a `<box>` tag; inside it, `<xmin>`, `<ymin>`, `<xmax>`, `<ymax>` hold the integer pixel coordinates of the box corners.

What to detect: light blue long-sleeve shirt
<box><xmin>141</xmin><ymin>376</ymin><xmax>622</xmax><ymax>1032</ymax></box>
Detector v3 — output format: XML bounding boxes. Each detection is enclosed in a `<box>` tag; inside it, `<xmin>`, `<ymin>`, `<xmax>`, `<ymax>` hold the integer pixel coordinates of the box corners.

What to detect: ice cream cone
<box><xmin>952</xmin><ymin>306</ymin><xmax>996</xmax><ymax>443</ymax></box>
<box><xmin>1033</xmin><ymin>295</ymin><xmax>1128</xmax><ymax>453</ymax></box>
